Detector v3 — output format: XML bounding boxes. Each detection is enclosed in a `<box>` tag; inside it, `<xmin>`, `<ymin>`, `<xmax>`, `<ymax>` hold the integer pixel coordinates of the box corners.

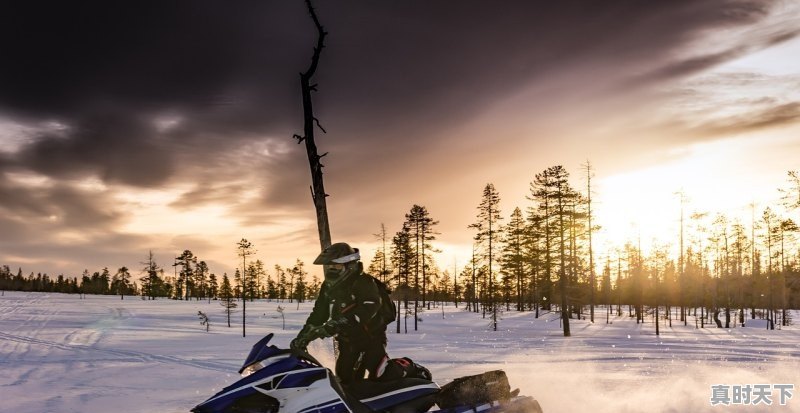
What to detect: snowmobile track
<box><xmin>0</xmin><ymin>331</ymin><xmax>232</xmax><ymax>373</ymax></box>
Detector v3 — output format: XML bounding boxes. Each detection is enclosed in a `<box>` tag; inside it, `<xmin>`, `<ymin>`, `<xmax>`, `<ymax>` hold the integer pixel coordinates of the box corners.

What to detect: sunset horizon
<box><xmin>1</xmin><ymin>1</ymin><xmax>799</xmax><ymax>285</ymax></box>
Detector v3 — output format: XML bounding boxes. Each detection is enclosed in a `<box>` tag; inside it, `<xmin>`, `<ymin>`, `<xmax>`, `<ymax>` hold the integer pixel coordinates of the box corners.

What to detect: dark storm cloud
<box><xmin>0</xmin><ymin>222</ymin><xmax>165</xmax><ymax>276</ymax></box>
<box><xmin>167</xmin><ymin>135</ymin><xmax>311</xmax><ymax>216</ymax></box>
<box><xmin>697</xmin><ymin>101</ymin><xmax>800</xmax><ymax>136</ymax></box>
<box><xmin>1</xmin><ymin>0</ymin><xmax>786</xmax><ymax>166</ymax></box>
<box><xmin>168</xmin><ymin>182</ymin><xmax>248</xmax><ymax>210</ymax></box>
<box><xmin>1</xmin><ymin>0</ymin><xmax>795</xmax><ymax>276</ymax></box>
<box><xmin>316</xmin><ymin>0</ymin><xmax>778</xmax><ymax>137</ymax></box>
<box><xmin>0</xmin><ymin>178</ymin><xmax>151</xmax><ymax>276</ymax></box>
<box><xmin>0</xmin><ymin>214</ymin><xmax>29</xmax><ymax>242</ymax></box>
<box><xmin>629</xmin><ymin>28</ymin><xmax>800</xmax><ymax>88</ymax></box>
<box><xmin>0</xmin><ymin>2</ymin><xmax>305</xmax><ymax>121</ymax></box>
<box><xmin>0</xmin><ymin>177</ymin><xmax>124</xmax><ymax>228</ymax></box>
<box><xmin>15</xmin><ymin>111</ymin><xmax>175</xmax><ymax>186</ymax></box>
<box><xmin>647</xmin><ymin>71</ymin><xmax>800</xmax><ymax>142</ymax></box>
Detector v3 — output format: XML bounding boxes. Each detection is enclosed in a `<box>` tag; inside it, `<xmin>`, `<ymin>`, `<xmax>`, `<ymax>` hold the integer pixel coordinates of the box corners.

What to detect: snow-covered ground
<box><xmin>1</xmin><ymin>292</ymin><xmax>798</xmax><ymax>413</ymax></box>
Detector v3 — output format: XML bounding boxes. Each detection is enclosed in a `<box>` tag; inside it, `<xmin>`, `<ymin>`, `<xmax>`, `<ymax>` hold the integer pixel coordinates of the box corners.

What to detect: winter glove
<box><xmin>321</xmin><ymin>316</ymin><xmax>352</xmax><ymax>337</ymax></box>
<box><xmin>290</xmin><ymin>335</ymin><xmax>310</xmax><ymax>352</ymax></box>
<box><xmin>307</xmin><ymin>325</ymin><xmax>330</xmax><ymax>340</ymax></box>
<box><xmin>290</xmin><ymin>324</ymin><xmax>315</xmax><ymax>352</ymax></box>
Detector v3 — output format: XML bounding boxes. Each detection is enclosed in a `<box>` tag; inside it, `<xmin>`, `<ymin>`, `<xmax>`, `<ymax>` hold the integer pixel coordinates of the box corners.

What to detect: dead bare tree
<box><xmin>294</xmin><ymin>0</ymin><xmax>332</xmax><ymax>250</ymax></box>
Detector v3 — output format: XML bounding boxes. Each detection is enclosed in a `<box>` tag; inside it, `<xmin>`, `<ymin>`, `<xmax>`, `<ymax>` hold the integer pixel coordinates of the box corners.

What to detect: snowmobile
<box><xmin>192</xmin><ymin>333</ymin><xmax>543</xmax><ymax>413</ymax></box>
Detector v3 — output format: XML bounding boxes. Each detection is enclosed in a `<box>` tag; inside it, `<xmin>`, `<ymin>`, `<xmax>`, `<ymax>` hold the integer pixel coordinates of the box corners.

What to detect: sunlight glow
<box><xmin>153</xmin><ymin>115</ymin><xmax>183</xmax><ymax>133</ymax></box>
<box><xmin>54</xmin><ymin>231</ymin><xmax>93</xmax><ymax>244</ymax></box>
<box><xmin>5</xmin><ymin>171</ymin><xmax>52</xmax><ymax>188</ymax></box>
<box><xmin>593</xmin><ymin>132</ymin><xmax>796</xmax><ymax>259</ymax></box>
<box><xmin>120</xmin><ymin>202</ymin><xmax>239</xmax><ymax>237</ymax></box>
<box><xmin>75</xmin><ymin>177</ymin><xmax>108</xmax><ymax>192</ymax></box>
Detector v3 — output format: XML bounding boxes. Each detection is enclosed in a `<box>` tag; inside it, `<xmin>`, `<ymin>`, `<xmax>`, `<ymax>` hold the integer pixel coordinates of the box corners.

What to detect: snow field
<box><xmin>1</xmin><ymin>292</ymin><xmax>798</xmax><ymax>413</ymax></box>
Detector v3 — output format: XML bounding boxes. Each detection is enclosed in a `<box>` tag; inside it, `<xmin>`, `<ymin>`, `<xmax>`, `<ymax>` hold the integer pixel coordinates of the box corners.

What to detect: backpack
<box><xmin>371</xmin><ymin>276</ymin><xmax>397</xmax><ymax>324</ymax></box>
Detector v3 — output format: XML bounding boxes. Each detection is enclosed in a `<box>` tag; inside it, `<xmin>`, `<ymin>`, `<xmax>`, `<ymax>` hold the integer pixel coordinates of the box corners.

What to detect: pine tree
<box><xmin>112</xmin><ymin>266</ymin><xmax>131</xmax><ymax>299</ymax></box>
<box><xmin>762</xmin><ymin>208</ymin><xmax>777</xmax><ymax>330</ymax></box>
<box><xmin>195</xmin><ymin>260</ymin><xmax>209</xmax><ymax>301</ymax></box>
<box><xmin>779</xmin><ymin>170</ymin><xmax>800</xmax><ymax>212</ymax></box>
<box><xmin>530</xmin><ymin>166</ymin><xmax>578</xmax><ymax>336</ymax></box>
<box><xmin>207</xmin><ymin>273</ymin><xmax>219</xmax><ymax>302</ymax></box>
<box><xmin>373</xmin><ymin>223</ymin><xmax>392</xmax><ymax>283</ymax></box>
<box><xmin>237</xmin><ymin>239</ymin><xmax>255</xmax><ymax>337</ymax></box>
<box><xmin>250</xmin><ymin>260</ymin><xmax>266</xmax><ymax>300</ymax></box>
<box><xmin>99</xmin><ymin>267</ymin><xmax>111</xmax><ymax>294</ymax></box>
<box><xmin>730</xmin><ymin>221</ymin><xmax>748</xmax><ymax>326</ymax></box>
<box><xmin>777</xmin><ymin>219</ymin><xmax>797</xmax><ymax>326</ymax></box>
<box><xmin>391</xmin><ymin>225</ymin><xmax>414</xmax><ymax>334</ymax></box>
<box><xmin>290</xmin><ymin>259</ymin><xmax>308</xmax><ymax>305</ymax></box>
<box><xmin>391</xmin><ymin>226</ymin><xmax>414</xmax><ymax>297</ymax></box>
<box><xmin>368</xmin><ymin>250</ymin><xmax>391</xmax><ymax>283</ymax></box>
<box><xmin>174</xmin><ymin>250</ymin><xmax>196</xmax><ymax>300</ymax></box>
<box><xmin>219</xmin><ymin>274</ymin><xmax>237</xmax><ymax>328</ymax></box>
<box><xmin>469</xmin><ymin>183</ymin><xmax>503</xmax><ymax>331</ymax></box>
<box><xmin>583</xmin><ymin>161</ymin><xmax>597</xmax><ymax>323</ymax></box>
<box><xmin>233</xmin><ymin>268</ymin><xmax>243</xmax><ymax>300</ymax></box>
<box><xmin>501</xmin><ymin>207</ymin><xmax>527</xmax><ymax>311</ymax></box>
<box><xmin>272</xmin><ymin>265</ymin><xmax>285</xmax><ymax>300</ymax></box>
<box><xmin>140</xmin><ymin>250</ymin><xmax>163</xmax><ymax>300</ymax></box>
<box><xmin>268</xmin><ymin>265</ymin><xmax>281</xmax><ymax>300</ymax></box>
<box><xmin>246</xmin><ymin>263</ymin><xmax>259</xmax><ymax>302</ymax></box>
<box><xmin>528</xmin><ymin>174</ymin><xmax>555</xmax><ymax>314</ymax></box>
<box><xmin>404</xmin><ymin>204</ymin><xmax>440</xmax><ymax>326</ymax></box>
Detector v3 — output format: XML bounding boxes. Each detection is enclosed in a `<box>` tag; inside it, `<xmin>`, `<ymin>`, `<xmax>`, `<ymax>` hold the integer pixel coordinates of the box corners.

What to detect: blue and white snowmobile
<box><xmin>192</xmin><ymin>333</ymin><xmax>543</xmax><ymax>413</ymax></box>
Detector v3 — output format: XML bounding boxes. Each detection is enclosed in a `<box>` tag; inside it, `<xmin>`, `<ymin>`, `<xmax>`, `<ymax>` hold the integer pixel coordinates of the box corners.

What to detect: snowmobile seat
<box><xmin>344</xmin><ymin>378</ymin><xmax>440</xmax><ymax>412</ymax></box>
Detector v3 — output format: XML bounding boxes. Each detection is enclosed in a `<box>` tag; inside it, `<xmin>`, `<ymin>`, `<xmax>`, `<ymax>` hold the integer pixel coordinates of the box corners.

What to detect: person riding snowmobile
<box><xmin>290</xmin><ymin>242</ymin><xmax>429</xmax><ymax>384</ymax></box>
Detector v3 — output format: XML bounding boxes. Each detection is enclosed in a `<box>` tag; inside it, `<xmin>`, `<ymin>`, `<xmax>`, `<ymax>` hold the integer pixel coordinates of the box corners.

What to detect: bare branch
<box><xmin>314</xmin><ymin>117</ymin><xmax>327</xmax><ymax>133</ymax></box>
<box><xmin>293</xmin><ymin>134</ymin><xmax>306</xmax><ymax>144</ymax></box>
<box><xmin>302</xmin><ymin>0</ymin><xmax>327</xmax><ymax>80</ymax></box>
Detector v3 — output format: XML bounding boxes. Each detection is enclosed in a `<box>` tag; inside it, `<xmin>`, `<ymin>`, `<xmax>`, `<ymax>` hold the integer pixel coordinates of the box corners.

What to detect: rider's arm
<box><xmin>330</xmin><ymin>276</ymin><xmax>382</xmax><ymax>332</ymax></box>
<box><xmin>305</xmin><ymin>282</ymin><xmax>330</xmax><ymax>327</ymax></box>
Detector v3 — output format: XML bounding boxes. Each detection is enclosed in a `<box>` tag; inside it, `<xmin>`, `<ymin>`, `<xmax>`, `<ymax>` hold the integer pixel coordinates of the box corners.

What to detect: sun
<box><xmin>590</xmin><ymin>129</ymin><xmax>800</xmax><ymax>271</ymax></box>
<box><xmin>593</xmin><ymin>172</ymin><xmax>679</xmax><ymax>259</ymax></box>
<box><xmin>592</xmin><ymin>137</ymin><xmax>758</xmax><ymax>260</ymax></box>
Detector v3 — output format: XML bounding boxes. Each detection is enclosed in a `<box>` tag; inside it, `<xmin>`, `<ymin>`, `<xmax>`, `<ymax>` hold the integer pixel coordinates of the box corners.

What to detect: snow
<box><xmin>1</xmin><ymin>292</ymin><xmax>798</xmax><ymax>413</ymax></box>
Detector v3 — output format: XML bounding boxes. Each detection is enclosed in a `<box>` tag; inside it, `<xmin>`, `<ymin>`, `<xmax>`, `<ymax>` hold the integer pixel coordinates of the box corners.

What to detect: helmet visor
<box><xmin>331</xmin><ymin>251</ymin><xmax>360</xmax><ymax>264</ymax></box>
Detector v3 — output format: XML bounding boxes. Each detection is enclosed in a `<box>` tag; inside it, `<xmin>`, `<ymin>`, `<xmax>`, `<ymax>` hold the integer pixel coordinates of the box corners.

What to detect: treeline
<box><xmin>0</xmin><ymin>266</ymin><xmax>134</xmax><ymax>296</ymax></box>
<box><xmin>3</xmin><ymin>166</ymin><xmax>798</xmax><ymax>338</ymax></box>
<box><xmin>0</xmin><ymin>249</ymin><xmax>321</xmax><ymax>303</ymax></box>
<box><xmin>368</xmin><ymin>166</ymin><xmax>800</xmax><ymax>336</ymax></box>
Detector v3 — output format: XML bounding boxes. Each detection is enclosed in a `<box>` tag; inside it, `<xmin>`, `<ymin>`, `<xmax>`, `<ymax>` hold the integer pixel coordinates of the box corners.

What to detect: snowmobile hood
<box><xmin>239</xmin><ymin>333</ymin><xmax>276</xmax><ymax>374</ymax></box>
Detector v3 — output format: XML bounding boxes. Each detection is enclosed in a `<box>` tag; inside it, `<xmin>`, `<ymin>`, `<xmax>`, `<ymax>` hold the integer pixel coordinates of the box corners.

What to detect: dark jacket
<box><xmin>306</xmin><ymin>264</ymin><xmax>388</xmax><ymax>339</ymax></box>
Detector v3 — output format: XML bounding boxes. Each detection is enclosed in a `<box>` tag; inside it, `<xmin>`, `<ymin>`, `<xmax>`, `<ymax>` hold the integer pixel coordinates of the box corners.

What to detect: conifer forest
<box><xmin>4</xmin><ymin>167</ymin><xmax>798</xmax><ymax>338</ymax></box>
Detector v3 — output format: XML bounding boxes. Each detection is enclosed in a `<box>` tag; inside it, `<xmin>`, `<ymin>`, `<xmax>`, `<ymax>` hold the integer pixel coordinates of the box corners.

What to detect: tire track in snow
<box><xmin>6</xmin><ymin>366</ymin><xmax>37</xmax><ymax>386</ymax></box>
<box><xmin>1</xmin><ymin>295</ymin><xmax>56</xmax><ymax>360</ymax></box>
<box><xmin>62</xmin><ymin>306</ymin><xmax>124</xmax><ymax>348</ymax></box>
<box><xmin>0</xmin><ymin>331</ymin><xmax>233</xmax><ymax>373</ymax></box>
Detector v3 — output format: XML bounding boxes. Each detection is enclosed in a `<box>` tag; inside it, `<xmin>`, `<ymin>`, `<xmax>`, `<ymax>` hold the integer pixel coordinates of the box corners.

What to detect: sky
<box><xmin>1</xmin><ymin>0</ymin><xmax>799</xmax><ymax>280</ymax></box>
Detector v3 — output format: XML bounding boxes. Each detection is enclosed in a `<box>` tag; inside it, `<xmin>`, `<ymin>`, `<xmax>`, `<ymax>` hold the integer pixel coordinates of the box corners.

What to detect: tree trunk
<box><xmin>297</xmin><ymin>0</ymin><xmax>332</xmax><ymax>251</ymax></box>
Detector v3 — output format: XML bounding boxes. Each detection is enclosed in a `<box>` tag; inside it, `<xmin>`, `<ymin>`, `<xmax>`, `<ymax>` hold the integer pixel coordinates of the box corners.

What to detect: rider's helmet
<box><xmin>313</xmin><ymin>242</ymin><xmax>361</xmax><ymax>288</ymax></box>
